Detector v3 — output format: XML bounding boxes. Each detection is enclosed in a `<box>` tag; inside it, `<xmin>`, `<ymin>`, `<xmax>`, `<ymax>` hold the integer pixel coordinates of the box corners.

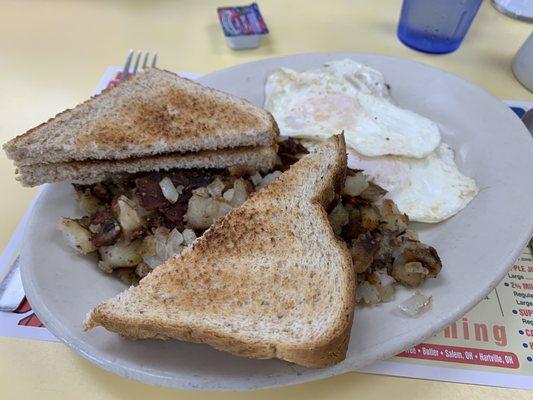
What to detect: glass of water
<box><xmin>397</xmin><ymin>0</ymin><xmax>483</xmax><ymax>54</ymax></box>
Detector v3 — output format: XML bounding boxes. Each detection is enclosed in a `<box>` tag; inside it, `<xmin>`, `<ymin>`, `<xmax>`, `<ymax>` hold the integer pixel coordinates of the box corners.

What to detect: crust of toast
<box><xmin>15</xmin><ymin>145</ymin><xmax>277</xmax><ymax>186</ymax></box>
<box><xmin>4</xmin><ymin>69</ymin><xmax>279</xmax><ymax>165</ymax></box>
<box><xmin>85</xmin><ymin>135</ymin><xmax>355</xmax><ymax>368</ymax></box>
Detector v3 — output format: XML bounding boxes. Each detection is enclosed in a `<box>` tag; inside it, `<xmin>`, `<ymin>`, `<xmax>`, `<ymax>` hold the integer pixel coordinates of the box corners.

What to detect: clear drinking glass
<box><xmin>397</xmin><ymin>0</ymin><xmax>483</xmax><ymax>54</ymax></box>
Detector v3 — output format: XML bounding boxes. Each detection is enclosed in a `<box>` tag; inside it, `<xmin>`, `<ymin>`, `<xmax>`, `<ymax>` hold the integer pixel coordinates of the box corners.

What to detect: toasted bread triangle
<box><xmin>15</xmin><ymin>145</ymin><xmax>277</xmax><ymax>186</ymax></box>
<box><xmin>85</xmin><ymin>135</ymin><xmax>355</xmax><ymax>368</ymax></box>
<box><xmin>4</xmin><ymin>69</ymin><xmax>278</xmax><ymax>166</ymax></box>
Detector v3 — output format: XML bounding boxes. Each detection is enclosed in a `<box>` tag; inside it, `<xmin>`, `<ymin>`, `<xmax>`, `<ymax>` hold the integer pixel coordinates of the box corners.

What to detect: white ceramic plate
<box><xmin>21</xmin><ymin>53</ymin><xmax>533</xmax><ymax>391</ymax></box>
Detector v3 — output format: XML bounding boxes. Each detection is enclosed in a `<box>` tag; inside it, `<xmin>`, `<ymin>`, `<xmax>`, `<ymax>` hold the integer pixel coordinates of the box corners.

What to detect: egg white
<box><xmin>265</xmin><ymin>59</ymin><xmax>441</xmax><ymax>159</ymax></box>
<box><xmin>348</xmin><ymin>143</ymin><xmax>479</xmax><ymax>223</ymax></box>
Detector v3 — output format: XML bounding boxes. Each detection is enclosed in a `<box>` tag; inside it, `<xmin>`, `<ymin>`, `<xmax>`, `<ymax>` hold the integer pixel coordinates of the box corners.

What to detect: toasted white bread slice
<box><xmin>84</xmin><ymin>135</ymin><xmax>355</xmax><ymax>368</ymax></box>
<box><xmin>15</xmin><ymin>145</ymin><xmax>277</xmax><ymax>186</ymax></box>
<box><xmin>3</xmin><ymin>68</ymin><xmax>278</xmax><ymax>166</ymax></box>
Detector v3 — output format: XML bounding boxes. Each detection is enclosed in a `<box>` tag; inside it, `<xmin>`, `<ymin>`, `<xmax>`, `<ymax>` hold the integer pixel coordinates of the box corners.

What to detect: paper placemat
<box><xmin>0</xmin><ymin>67</ymin><xmax>531</xmax><ymax>389</ymax></box>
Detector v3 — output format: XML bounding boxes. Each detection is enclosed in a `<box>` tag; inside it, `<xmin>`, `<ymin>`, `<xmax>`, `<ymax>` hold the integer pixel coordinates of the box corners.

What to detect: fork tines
<box><xmin>120</xmin><ymin>49</ymin><xmax>158</xmax><ymax>82</ymax></box>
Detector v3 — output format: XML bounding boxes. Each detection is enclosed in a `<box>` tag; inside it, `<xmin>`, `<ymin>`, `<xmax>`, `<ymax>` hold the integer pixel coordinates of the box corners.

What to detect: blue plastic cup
<box><xmin>397</xmin><ymin>0</ymin><xmax>483</xmax><ymax>54</ymax></box>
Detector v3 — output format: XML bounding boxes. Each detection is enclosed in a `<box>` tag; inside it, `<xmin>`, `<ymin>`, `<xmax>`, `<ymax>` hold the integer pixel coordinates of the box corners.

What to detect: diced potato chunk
<box><xmin>112</xmin><ymin>195</ymin><xmax>143</xmax><ymax>239</ymax></box>
<box><xmin>378</xmin><ymin>199</ymin><xmax>408</xmax><ymax>232</ymax></box>
<box><xmin>57</xmin><ymin>218</ymin><xmax>96</xmax><ymax>254</ymax></box>
<box><xmin>98</xmin><ymin>239</ymin><xmax>142</xmax><ymax>273</ymax></box>
<box><xmin>360</xmin><ymin>205</ymin><xmax>380</xmax><ymax>230</ymax></box>
<box><xmin>185</xmin><ymin>195</ymin><xmax>214</xmax><ymax>230</ymax></box>
<box><xmin>77</xmin><ymin>190</ymin><xmax>101</xmax><ymax>214</ymax></box>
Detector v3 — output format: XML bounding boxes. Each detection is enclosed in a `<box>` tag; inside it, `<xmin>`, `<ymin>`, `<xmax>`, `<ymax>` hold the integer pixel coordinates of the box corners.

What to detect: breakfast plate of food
<box><xmin>5</xmin><ymin>53</ymin><xmax>533</xmax><ymax>390</ymax></box>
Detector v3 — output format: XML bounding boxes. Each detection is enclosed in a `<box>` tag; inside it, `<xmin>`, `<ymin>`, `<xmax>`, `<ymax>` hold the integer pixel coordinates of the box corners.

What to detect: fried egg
<box><xmin>265</xmin><ymin>59</ymin><xmax>441</xmax><ymax>159</ymax></box>
<box><xmin>348</xmin><ymin>143</ymin><xmax>479</xmax><ymax>223</ymax></box>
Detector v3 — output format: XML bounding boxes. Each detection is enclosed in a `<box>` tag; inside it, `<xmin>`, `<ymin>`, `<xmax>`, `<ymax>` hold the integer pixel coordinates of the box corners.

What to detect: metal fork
<box><xmin>120</xmin><ymin>49</ymin><xmax>158</xmax><ymax>81</ymax></box>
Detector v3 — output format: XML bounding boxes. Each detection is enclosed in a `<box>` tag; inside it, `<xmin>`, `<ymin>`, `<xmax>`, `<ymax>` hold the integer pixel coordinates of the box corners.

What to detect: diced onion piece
<box><xmin>142</xmin><ymin>254</ymin><xmax>162</xmax><ymax>268</ymax></box>
<box><xmin>398</xmin><ymin>291</ymin><xmax>432</xmax><ymax>316</ymax></box>
<box><xmin>343</xmin><ymin>172</ymin><xmax>369</xmax><ymax>196</ymax></box>
<box><xmin>168</xmin><ymin>245</ymin><xmax>184</xmax><ymax>258</ymax></box>
<box><xmin>257</xmin><ymin>171</ymin><xmax>282</xmax><ymax>189</ymax></box>
<box><xmin>378</xmin><ymin>283</ymin><xmax>395</xmax><ymax>302</ymax></box>
<box><xmin>159</xmin><ymin>177</ymin><xmax>180</xmax><ymax>204</ymax></box>
<box><xmin>328</xmin><ymin>203</ymin><xmax>349</xmax><ymax>235</ymax></box>
<box><xmin>231</xmin><ymin>179</ymin><xmax>248</xmax><ymax>207</ymax></box>
<box><xmin>355</xmin><ymin>281</ymin><xmax>380</xmax><ymax>304</ymax></box>
<box><xmin>374</xmin><ymin>269</ymin><xmax>396</xmax><ymax>302</ymax></box>
<box><xmin>167</xmin><ymin>228</ymin><xmax>183</xmax><ymax>248</ymax></box>
<box><xmin>57</xmin><ymin>218</ymin><xmax>97</xmax><ymax>254</ymax></box>
<box><xmin>141</xmin><ymin>229</ymin><xmax>186</xmax><ymax>268</ymax></box>
<box><xmin>156</xmin><ymin>239</ymin><xmax>170</xmax><ymax>261</ymax></box>
<box><xmin>153</xmin><ymin>226</ymin><xmax>170</xmax><ymax>241</ymax></box>
<box><xmin>220</xmin><ymin>201</ymin><xmax>234</xmax><ymax>216</ymax></box>
<box><xmin>210</xmin><ymin>199</ymin><xmax>233</xmax><ymax>219</ymax></box>
<box><xmin>223</xmin><ymin>188</ymin><xmax>235</xmax><ymax>202</ymax></box>
<box><xmin>166</xmin><ymin>228</ymin><xmax>184</xmax><ymax>256</ymax></box>
<box><xmin>376</xmin><ymin>268</ymin><xmax>396</xmax><ymax>287</ymax></box>
<box><xmin>182</xmin><ymin>229</ymin><xmax>196</xmax><ymax>246</ymax></box>
<box><xmin>360</xmin><ymin>182</ymin><xmax>387</xmax><ymax>201</ymax></box>
<box><xmin>250</xmin><ymin>172</ymin><xmax>263</xmax><ymax>187</ymax></box>
<box><xmin>207</xmin><ymin>178</ymin><xmax>225</xmax><ymax>198</ymax></box>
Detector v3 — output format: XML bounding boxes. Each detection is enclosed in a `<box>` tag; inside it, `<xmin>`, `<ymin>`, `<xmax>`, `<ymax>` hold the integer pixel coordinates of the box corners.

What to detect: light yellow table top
<box><xmin>0</xmin><ymin>0</ymin><xmax>531</xmax><ymax>398</ymax></box>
